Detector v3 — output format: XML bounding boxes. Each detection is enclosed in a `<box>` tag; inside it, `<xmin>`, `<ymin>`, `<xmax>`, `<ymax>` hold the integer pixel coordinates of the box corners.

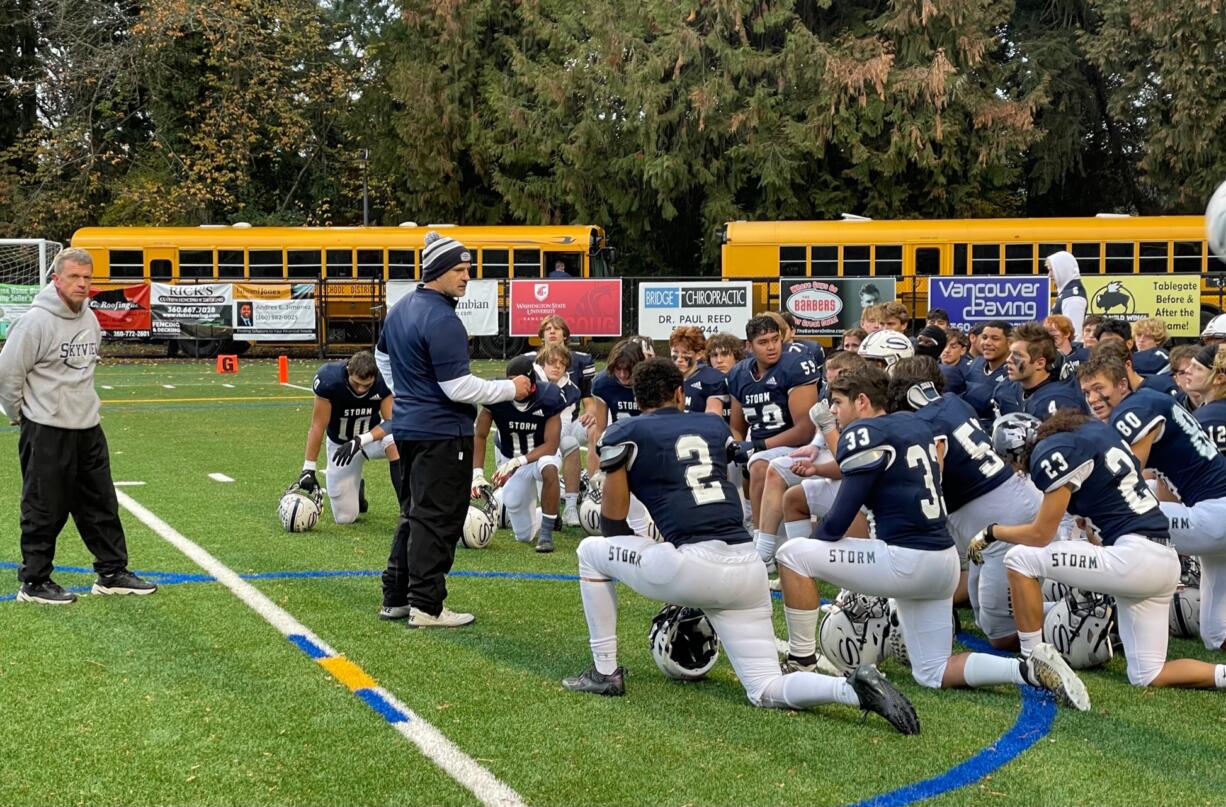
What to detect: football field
<box><xmin>1</xmin><ymin>357</ymin><xmax>1224</xmax><ymax>807</ymax></box>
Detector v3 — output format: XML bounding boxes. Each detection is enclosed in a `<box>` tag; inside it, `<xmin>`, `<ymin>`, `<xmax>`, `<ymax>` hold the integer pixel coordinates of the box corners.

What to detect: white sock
<box><xmin>755</xmin><ymin>530</ymin><xmax>777</xmax><ymax>565</ymax></box>
<box><xmin>778</xmin><ymin>672</ymin><xmax>860</xmax><ymax>709</ymax></box>
<box><xmin>564</xmin><ymin>492</ymin><xmax>578</xmax><ymax>508</ymax></box>
<box><xmin>784</xmin><ymin>606</ymin><xmax>819</xmax><ymax>659</ymax></box>
<box><xmin>785</xmin><ymin>519</ymin><xmax>811</xmax><ymax>541</ymax></box>
<box><xmin>963</xmin><ymin>653</ymin><xmax>1026</xmax><ymax>688</ymax></box>
<box><xmin>580</xmin><ymin>580</ymin><xmax>619</xmax><ymax>674</ymax></box>
<box><xmin>1215</xmin><ymin>664</ymin><xmax>1226</xmax><ymax>689</ymax></box>
<box><xmin>1018</xmin><ymin>630</ymin><xmax>1042</xmax><ymax>658</ymax></box>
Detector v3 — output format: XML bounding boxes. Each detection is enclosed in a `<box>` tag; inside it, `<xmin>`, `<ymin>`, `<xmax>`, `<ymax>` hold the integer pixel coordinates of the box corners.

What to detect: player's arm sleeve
<box><xmin>578</xmin><ymin>356</ymin><xmax>595</xmax><ymax>398</ymax></box>
<box><xmin>431</xmin><ymin>317</ymin><xmax>516</xmax><ymax>405</ymax></box>
<box><xmin>1113</xmin><ymin>409</ymin><xmax>1165</xmax><ymax>445</ymax></box>
<box><xmin>812</xmin><ymin>471</ymin><xmax>877</xmax><ymax>541</ymax></box>
<box><xmin>1029</xmin><ymin>447</ymin><xmax>1094</xmax><ymax>494</ymax></box>
<box><xmin>0</xmin><ymin>318</ymin><xmax>39</xmax><ymax>422</ymax></box>
<box><xmin>1063</xmin><ymin>296</ymin><xmax>1087</xmax><ymax>338</ymax></box>
<box><xmin>374</xmin><ymin>346</ymin><xmax>394</xmax><ymax>396</ymax></box>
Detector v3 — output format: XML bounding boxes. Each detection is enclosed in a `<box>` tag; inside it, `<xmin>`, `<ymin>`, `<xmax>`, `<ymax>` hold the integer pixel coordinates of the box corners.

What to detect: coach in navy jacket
<box><xmin>376</xmin><ymin>233</ymin><xmax>532</xmax><ymax>628</ymax></box>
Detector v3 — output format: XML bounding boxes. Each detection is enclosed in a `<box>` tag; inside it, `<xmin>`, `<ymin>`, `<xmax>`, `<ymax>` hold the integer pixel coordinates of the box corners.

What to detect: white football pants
<box><xmin>503</xmin><ymin>454</ymin><xmax>562</xmax><ymax>542</ymax></box>
<box><xmin>324</xmin><ymin>434</ymin><xmax>392</xmax><ymax>524</ymax></box>
<box><xmin>1162</xmin><ymin>496</ymin><xmax>1226</xmax><ymax>650</ymax></box>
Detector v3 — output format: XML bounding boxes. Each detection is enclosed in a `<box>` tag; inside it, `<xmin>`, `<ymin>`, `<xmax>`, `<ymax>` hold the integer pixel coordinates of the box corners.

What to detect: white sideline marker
<box><xmin>208</xmin><ymin>473</ymin><xmax>234</xmax><ymax>483</ymax></box>
<box><xmin>113</xmin><ymin>490</ymin><xmax>526</xmax><ymax>807</ymax></box>
<box><xmin>281</xmin><ymin>381</ymin><xmax>313</xmax><ymax>393</ymax></box>
<box><xmin>222</xmin><ymin>383</ymin><xmax>235</xmax><ymax>388</ymax></box>
<box><xmin>162</xmin><ymin>384</ymin><xmax>175</xmax><ymax>389</ymax></box>
<box><xmin>101</xmin><ymin>385</ymin><xmax>113</xmax><ymax>390</ymax></box>
<box><xmin>114</xmin><ymin>481</ymin><xmax>146</xmax><ymax>487</ymax></box>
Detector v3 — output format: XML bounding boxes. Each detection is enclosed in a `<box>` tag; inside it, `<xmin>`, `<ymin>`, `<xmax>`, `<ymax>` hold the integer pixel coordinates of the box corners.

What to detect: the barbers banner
<box><xmin>929</xmin><ymin>277</ymin><xmax>1050</xmax><ymax>333</ymax></box>
<box><xmin>150</xmin><ymin>282</ymin><xmax>233</xmax><ymax>338</ymax></box>
<box><xmin>781</xmin><ymin>277</ymin><xmax>897</xmax><ymax>337</ymax></box>
<box><xmin>232</xmin><ymin>283</ymin><xmax>316</xmax><ymax>341</ymax></box>
<box><xmin>0</xmin><ymin>284</ymin><xmax>37</xmax><ymax>339</ymax></box>
<box><xmin>386</xmin><ymin>279</ymin><xmax>499</xmax><ymax>336</ymax></box>
<box><xmin>637</xmin><ymin>281</ymin><xmax>753</xmax><ymax>339</ymax></box>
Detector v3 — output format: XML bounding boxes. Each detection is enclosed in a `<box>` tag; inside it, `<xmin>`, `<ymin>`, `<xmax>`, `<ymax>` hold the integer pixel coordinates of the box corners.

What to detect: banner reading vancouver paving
<box><xmin>637</xmin><ymin>281</ymin><xmax>753</xmax><ymax>339</ymax></box>
<box><xmin>781</xmin><ymin>277</ymin><xmax>897</xmax><ymax>337</ymax></box>
<box><xmin>929</xmin><ymin>277</ymin><xmax>1050</xmax><ymax>333</ymax></box>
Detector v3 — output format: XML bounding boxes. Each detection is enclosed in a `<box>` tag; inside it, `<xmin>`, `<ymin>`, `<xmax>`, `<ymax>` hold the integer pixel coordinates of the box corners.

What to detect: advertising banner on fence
<box><xmin>88</xmin><ymin>283</ymin><xmax>151</xmax><ymax>338</ymax></box>
<box><xmin>232</xmin><ymin>283</ymin><xmax>316</xmax><ymax>341</ymax></box>
<box><xmin>0</xmin><ymin>284</ymin><xmax>37</xmax><ymax>339</ymax></box>
<box><xmin>929</xmin><ymin>277</ymin><xmax>1050</xmax><ymax>333</ymax></box>
<box><xmin>385</xmin><ymin>279</ymin><xmax>499</xmax><ymax>336</ymax></box>
<box><xmin>510</xmin><ymin>279</ymin><xmax>622</xmax><ymax>337</ymax></box>
<box><xmin>637</xmin><ymin>281</ymin><xmax>753</xmax><ymax>339</ymax></box>
<box><xmin>1081</xmin><ymin>275</ymin><xmax>1201</xmax><ymax>337</ymax></box>
<box><xmin>781</xmin><ymin>277</ymin><xmax>897</xmax><ymax>336</ymax></box>
<box><xmin>151</xmin><ymin>282</ymin><xmax>233</xmax><ymax>338</ymax></box>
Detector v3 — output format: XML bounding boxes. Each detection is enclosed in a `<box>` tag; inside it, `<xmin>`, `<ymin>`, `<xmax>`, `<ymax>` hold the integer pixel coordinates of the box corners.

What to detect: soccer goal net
<box><xmin>0</xmin><ymin>239</ymin><xmax>63</xmax><ymax>286</ymax></box>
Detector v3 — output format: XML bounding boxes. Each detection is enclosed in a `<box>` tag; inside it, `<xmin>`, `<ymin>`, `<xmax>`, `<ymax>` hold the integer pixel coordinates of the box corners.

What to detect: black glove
<box><xmin>728</xmin><ymin>440</ymin><xmax>754</xmax><ymax>465</ymax></box>
<box><xmin>297</xmin><ymin>469</ymin><xmax>319</xmax><ymax>492</ymax></box>
<box><xmin>332</xmin><ymin>437</ymin><xmax>364</xmax><ymax>467</ymax></box>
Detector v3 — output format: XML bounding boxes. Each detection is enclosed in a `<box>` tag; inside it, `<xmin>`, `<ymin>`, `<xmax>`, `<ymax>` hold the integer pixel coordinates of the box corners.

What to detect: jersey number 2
<box><xmin>675</xmin><ymin>436</ymin><xmax>726</xmax><ymax>505</ymax></box>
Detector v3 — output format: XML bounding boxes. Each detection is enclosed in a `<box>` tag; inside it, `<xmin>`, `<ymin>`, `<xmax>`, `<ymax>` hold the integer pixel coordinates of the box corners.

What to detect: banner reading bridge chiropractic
<box><xmin>637</xmin><ymin>282</ymin><xmax>753</xmax><ymax>340</ymax></box>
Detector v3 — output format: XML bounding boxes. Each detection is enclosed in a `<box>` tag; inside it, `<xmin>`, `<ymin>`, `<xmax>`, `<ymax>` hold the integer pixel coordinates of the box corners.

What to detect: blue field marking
<box><xmin>0</xmin><ymin>561</ymin><xmax>1057</xmax><ymax>805</ymax></box>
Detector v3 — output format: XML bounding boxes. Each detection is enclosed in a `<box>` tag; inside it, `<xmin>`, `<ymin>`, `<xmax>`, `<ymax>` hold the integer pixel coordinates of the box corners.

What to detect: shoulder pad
<box><xmin>599</xmin><ymin>441</ymin><xmax>636</xmax><ymax>472</ymax></box>
<box><xmin>839</xmin><ymin>446</ymin><xmax>894</xmax><ymax>473</ymax></box>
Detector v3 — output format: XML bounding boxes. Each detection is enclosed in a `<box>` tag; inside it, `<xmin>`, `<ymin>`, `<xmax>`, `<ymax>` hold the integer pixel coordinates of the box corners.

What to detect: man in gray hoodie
<box><xmin>0</xmin><ymin>248</ymin><xmax>156</xmax><ymax>604</ymax></box>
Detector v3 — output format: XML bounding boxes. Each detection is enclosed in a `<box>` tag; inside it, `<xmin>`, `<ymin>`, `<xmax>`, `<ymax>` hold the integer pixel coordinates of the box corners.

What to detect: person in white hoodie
<box><xmin>1047</xmin><ymin>251</ymin><xmax>1087</xmax><ymax>340</ymax></box>
<box><xmin>0</xmin><ymin>248</ymin><xmax>156</xmax><ymax>605</ymax></box>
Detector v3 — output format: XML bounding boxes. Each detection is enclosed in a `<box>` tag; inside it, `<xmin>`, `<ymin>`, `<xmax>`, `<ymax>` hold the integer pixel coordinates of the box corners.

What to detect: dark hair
<box><xmin>1083</xmin><ymin>314</ymin><xmax>1104</xmax><ymax>329</ymax></box>
<box><xmin>827</xmin><ymin>350</ymin><xmax>868</xmax><ymax>374</ymax></box>
<box><xmin>745</xmin><ymin>315</ymin><xmax>782</xmax><ymax>342</ymax></box>
<box><xmin>926</xmin><ymin>308</ymin><xmax>950</xmax><ymax>323</ymax></box>
<box><xmin>885</xmin><ymin>356</ymin><xmax>945</xmax><ymax>412</ymax></box>
<box><xmin>346</xmin><ymin>350</ymin><xmax>377</xmax><ymax>380</ymax></box>
<box><xmin>1090</xmin><ymin>339</ymin><xmax>1131</xmax><ymax>368</ymax></box>
<box><xmin>1022</xmin><ymin>409</ymin><xmax>1094</xmax><ymax>470</ymax></box>
<box><xmin>862</xmin><ymin>283</ymin><xmax>880</xmax><ymax>296</ymax></box>
<box><xmin>607</xmin><ymin>338</ymin><xmax>647</xmax><ymax>375</ymax></box>
<box><xmin>632</xmin><ymin>358</ymin><xmax>684</xmax><ymax>410</ymax></box>
<box><xmin>945</xmin><ymin>327</ymin><xmax>969</xmax><ymax>349</ymax></box>
<box><xmin>828</xmin><ymin>367</ymin><xmax>890</xmax><ymax>410</ymax></box>
<box><xmin>706</xmin><ymin>332</ymin><xmax>746</xmax><ymax>361</ymax></box>
<box><xmin>981</xmin><ymin>320</ymin><xmax>1013</xmax><ymax>337</ymax></box>
<box><xmin>1076</xmin><ymin>352</ymin><xmax>1129</xmax><ymax>385</ymax></box>
<box><xmin>1094</xmin><ymin>319</ymin><xmax>1132</xmax><ymax>344</ymax></box>
<box><xmin>537</xmin><ymin>315</ymin><xmax>571</xmax><ymax>340</ymax></box>
<box><xmin>1011</xmin><ymin>321</ymin><xmax>1058</xmax><ymax>372</ymax></box>
<box><xmin>970</xmin><ymin>323</ymin><xmax>986</xmax><ymax>337</ymax></box>
<box><xmin>781</xmin><ymin>311</ymin><xmax>798</xmax><ymax>329</ymax></box>
<box><xmin>1169</xmin><ymin>343</ymin><xmax>1201</xmax><ymax>371</ymax></box>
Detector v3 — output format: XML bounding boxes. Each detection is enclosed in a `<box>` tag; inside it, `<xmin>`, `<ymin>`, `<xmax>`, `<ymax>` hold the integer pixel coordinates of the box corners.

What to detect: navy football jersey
<box><xmin>1029</xmin><ymin>421</ymin><xmax>1169</xmax><ymax>545</ymax></box>
<box><xmin>1006</xmin><ymin>375</ymin><xmax>1088</xmax><ymax>420</ymax></box>
<box><xmin>484</xmin><ymin>383</ymin><xmax>568</xmax><ymax>459</ymax></box>
<box><xmin>683</xmin><ymin>365</ymin><xmax>728</xmax><ymax>414</ymax></box>
<box><xmin>786</xmin><ymin>340</ymin><xmax>826</xmax><ymax>370</ymax></box>
<box><xmin>592</xmin><ymin>370</ymin><xmax>639</xmax><ymax>423</ymax></box>
<box><xmin>962</xmin><ymin>357</ymin><xmax>1011</xmax><ymax>422</ymax></box>
<box><xmin>825</xmin><ymin>412</ymin><xmax>954</xmax><ymax>550</ymax></box>
<box><xmin>313</xmin><ymin>362</ymin><xmax>391</xmax><ymax>443</ymax></box>
<box><xmin>1195</xmin><ymin>399</ymin><xmax>1226</xmax><ymax>456</ymax></box>
<box><xmin>556</xmin><ymin>375</ymin><xmax>583</xmax><ymax>422</ymax></box>
<box><xmin>940</xmin><ymin>359</ymin><xmax>970</xmax><ymax>396</ymax></box>
<box><xmin>727</xmin><ymin>351</ymin><xmax>821</xmax><ymax>440</ymax></box>
<box><xmin>524</xmin><ymin>348</ymin><xmax>596</xmax><ymax>400</ymax></box>
<box><xmin>1060</xmin><ymin>345</ymin><xmax>1090</xmax><ymax>373</ymax></box>
<box><xmin>1138</xmin><ymin>372</ymin><xmax>1180</xmax><ymax>400</ymax></box>
<box><xmin>1053</xmin><ymin>278</ymin><xmax>1086</xmax><ymax>317</ymax></box>
<box><xmin>913</xmin><ymin>394</ymin><xmax>1011</xmax><ymax>512</ymax></box>
<box><xmin>1131</xmin><ymin>347</ymin><xmax>1170</xmax><ymax>376</ymax></box>
<box><xmin>600</xmin><ymin>408</ymin><xmax>750</xmax><ymax>547</ymax></box>
<box><xmin>1109</xmin><ymin>388</ymin><xmax>1226</xmax><ymax>506</ymax></box>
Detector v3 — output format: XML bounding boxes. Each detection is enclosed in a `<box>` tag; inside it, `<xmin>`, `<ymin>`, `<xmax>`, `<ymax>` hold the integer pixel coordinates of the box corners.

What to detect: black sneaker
<box><xmin>359</xmin><ymin>480</ymin><xmax>369</xmax><ymax>514</ymax></box>
<box><xmin>562</xmin><ymin>666</ymin><xmax>626</xmax><ymax>697</ymax></box>
<box><xmin>16</xmin><ymin>579</ymin><xmax>77</xmax><ymax>605</ymax></box>
<box><xmin>92</xmin><ymin>571</ymin><xmax>158</xmax><ymax>596</ymax></box>
<box><xmin>849</xmin><ymin>664</ymin><xmax>921</xmax><ymax>735</ymax></box>
<box><xmin>536</xmin><ymin>537</ymin><xmax>555</xmax><ymax>553</ymax></box>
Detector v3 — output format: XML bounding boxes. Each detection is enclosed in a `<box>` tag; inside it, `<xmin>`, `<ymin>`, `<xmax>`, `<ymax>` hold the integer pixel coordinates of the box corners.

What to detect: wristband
<box><xmin>358</xmin><ymin>432</ymin><xmax>374</xmax><ymax>447</ymax></box>
<box><xmin>473</xmin><ymin>468</ymin><xmax>486</xmax><ymax>481</ymax></box>
<box><xmin>302</xmin><ymin>460</ymin><xmax>317</xmax><ymax>471</ymax></box>
<box><xmin>752</xmin><ymin>437</ymin><xmax>768</xmax><ymax>452</ymax></box>
<box><xmin>984</xmin><ymin>523</ymin><xmax>998</xmax><ymax>544</ymax></box>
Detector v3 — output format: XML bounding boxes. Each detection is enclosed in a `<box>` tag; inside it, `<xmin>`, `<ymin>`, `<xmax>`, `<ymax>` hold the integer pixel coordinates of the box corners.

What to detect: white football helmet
<box><xmin>1042</xmin><ymin>577</ymin><xmax>1073</xmax><ymax>603</ymax></box>
<box><xmin>884</xmin><ymin>598</ymin><xmax>911</xmax><ymax>667</ymax></box>
<box><xmin>1179</xmin><ymin>554</ymin><xmax>1202</xmax><ymax>588</ymax></box>
<box><xmin>1207</xmin><ymin>178</ymin><xmax>1226</xmax><ymax>263</ymax></box>
<box><xmin>818</xmin><ymin>591</ymin><xmax>891</xmax><ymax>674</ymax></box>
<box><xmin>649</xmin><ymin>605</ymin><xmax>720</xmax><ymax>681</ymax></box>
<box><xmin>490</xmin><ymin>487</ymin><xmax>509</xmax><ymax>530</ymax></box>
<box><xmin>579</xmin><ymin>487</ymin><xmax>603</xmax><ymax>536</ymax></box>
<box><xmin>858</xmin><ymin>330</ymin><xmax>914</xmax><ymax>373</ymax></box>
<box><xmin>278</xmin><ymin>484</ymin><xmax>323</xmax><ymax>533</ymax></box>
<box><xmin>1043</xmin><ymin>591</ymin><xmax>1115</xmax><ymax>669</ymax></box>
<box><xmin>461</xmin><ymin>506</ymin><xmax>495</xmax><ymax>549</ymax></box>
<box><xmin>992</xmin><ymin>412</ymin><xmax>1042</xmax><ymax>466</ymax></box>
<box><xmin>1170</xmin><ymin>586</ymin><xmax>1201</xmax><ymax>638</ymax></box>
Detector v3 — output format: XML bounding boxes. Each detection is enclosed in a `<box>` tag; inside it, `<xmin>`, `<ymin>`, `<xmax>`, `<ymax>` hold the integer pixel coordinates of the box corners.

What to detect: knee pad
<box><xmin>538</xmin><ymin>454</ymin><xmax>562</xmax><ymax>473</ymax></box>
<box><xmin>560</xmin><ymin>435</ymin><xmax>580</xmax><ymax>457</ymax></box>
<box><xmin>1003</xmin><ymin>543</ymin><xmax>1042</xmax><ymax>578</ymax></box>
<box><xmin>332</xmin><ymin>503</ymin><xmax>358</xmax><ymax>525</ymax></box>
<box><xmin>379</xmin><ymin>433</ymin><xmax>395</xmax><ymax>451</ymax></box>
<box><xmin>910</xmin><ymin>656</ymin><xmax>948</xmax><ymax>689</ymax></box>
<box><xmin>577</xmin><ymin>536</ymin><xmax>609</xmax><ymax>577</ymax></box>
<box><xmin>774</xmin><ymin>540</ymin><xmax>806</xmax><ymax>576</ymax></box>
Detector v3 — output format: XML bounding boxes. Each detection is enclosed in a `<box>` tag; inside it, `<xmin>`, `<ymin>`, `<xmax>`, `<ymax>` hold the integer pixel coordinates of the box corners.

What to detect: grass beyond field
<box><xmin>1</xmin><ymin>357</ymin><xmax>1224</xmax><ymax>807</ymax></box>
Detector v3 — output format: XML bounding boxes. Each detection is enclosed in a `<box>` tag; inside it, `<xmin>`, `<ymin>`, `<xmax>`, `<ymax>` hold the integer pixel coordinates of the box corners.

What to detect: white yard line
<box><xmin>280</xmin><ymin>381</ymin><xmax>314</xmax><ymax>393</ymax></box>
<box><xmin>207</xmin><ymin>473</ymin><xmax>234</xmax><ymax>483</ymax></box>
<box><xmin>113</xmin><ymin>481</ymin><xmax>146</xmax><ymax>487</ymax></box>
<box><xmin>113</xmin><ymin>490</ymin><xmax>527</xmax><ymax>807</ymax></box>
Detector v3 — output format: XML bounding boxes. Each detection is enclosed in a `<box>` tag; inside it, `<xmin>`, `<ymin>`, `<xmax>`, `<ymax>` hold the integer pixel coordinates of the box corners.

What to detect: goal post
<box><xmin>0</xmin><ymin>238</ymin><xmax>63</xmax><ymax>286</ymax></box>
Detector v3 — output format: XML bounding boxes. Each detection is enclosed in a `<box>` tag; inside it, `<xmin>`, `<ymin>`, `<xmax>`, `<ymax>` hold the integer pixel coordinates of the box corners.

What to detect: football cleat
<box><xmin>1024</xmin><ymin>643</ymin><xmax>1091</xmax><ymax>712</ymax></box>
<box><xmin>562</xmin><ymin>666</ymin><xmax>626</xmax><ymax>697</ymax></box>
<box><xmin>782</xmin><ymin>653</ymin><xmax>842</xmax><ymax>677</ymax></box>
<box><xmin>848</xmin><ymin>664</ymin><xmax>921</xmax><ymax>735</ymax></box>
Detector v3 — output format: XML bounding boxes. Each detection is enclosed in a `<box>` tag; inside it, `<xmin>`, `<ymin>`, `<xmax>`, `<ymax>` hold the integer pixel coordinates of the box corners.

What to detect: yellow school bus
<box><xmin>719</xmin><ymin>215</ymin><xmax>1221</xmax><ymax>329</ymax></box>
<box><xmin>71</xmin><ymin>223</ymin><xmax>613</xmax><ymax>354</ymax></box>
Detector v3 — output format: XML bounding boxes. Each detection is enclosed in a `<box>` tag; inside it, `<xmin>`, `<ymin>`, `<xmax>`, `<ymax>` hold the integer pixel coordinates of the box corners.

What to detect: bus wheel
<box><xmin>174</xmin><ymin>338</ymin><xmax>223</xmax><ymax>358</ymax></box>
<box><xmin>477</xmin><ymin>334</ymin><xmax>527</xmax><ymax>359</ymax></box>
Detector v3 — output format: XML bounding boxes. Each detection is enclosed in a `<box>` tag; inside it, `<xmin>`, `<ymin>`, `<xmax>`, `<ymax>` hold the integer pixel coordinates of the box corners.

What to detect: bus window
<box><xmin>780</xmin><ymin>246</ymin><xmax>806</xmax><ymax>277</ymax></box>
<box><xmin>179</xmin><ymin>250</ymin><xmax>214</xmax><ymax>279</ymax></box>
<box><xmin>150</xmin><ymin>259</ymin><xmax>172</xmax><ymax>281</ymax></box>
<box><xmin>515</xmin><ymin>249</ymin><xmax>542</xmax><ymax>278</ymax></box>
<box><xmin>356</xmin><ymin>249</ymin><xmax>383</xmax><ymax>279</ymax></box>
<box><xmin>483</xmin><ymin>248</ymin><xmax>509</xmax><ymax>279</ymax></box>
<box><xmin>249</xmin><ymin>249</ymin><xmax>284</xmax><ymax>279</ymax></box>
<box><xmin>843</xmin><ymin>245</ymin><xmax>870</xmax><ymax>276</ymax></box>
<box><xmin>218</xmin><ymin>250</ymin><xmax>244</xmax><ymax>279</ymax></box>
<box><xmin>1071</xmin><ymin>243</ymin><xmax>1100</xmax><ymax>274</ymax></box>
<box><xmin>875</xmin><ymin>245</ymin><xmax>902</xmax><ymax>276</ymax></box>
<box><xmin>914</xmin><ymin>246</ymin><xmax>941</xmax><ymax>276</ymax></box>
<box><xmin>1038</xmin><ymin>243</ymin><xmax>1066</xmax><ymax>270</ymax></box>
<box><xmin>1004</xmin><ymin>243</ymin><xmax>1034</xmax><ymax>275</ymax></box>
<box><xmin>1104</xmin><ymin>242</ymin><xmax>1135</xmax><ymax>274</ymax></box>
<box><xmin>953</xmin><ymin>244</ymin><xmax>968</xmax><ymax>275</ymax></box>
<box><xmin>109</xmin><ymin>250</ymin><xmax>143</xmax><ymax>280</ymax></box>
<box><xmin>811</xmin><ymin>245</ymin><xmax>838</xmax><ymax>277</ymax></box>
<box><xmin>1173</xmin><ymin>241</ymin><xmax>1203</xmax><ymax>274</ymax></box>
<box><xmin>287</xmin><ymin>249</ymin><xmax>322</xmax><ymax>279</ymax></box>
<box><xmin>326</xmin><ymin>249</ymin><xmax>355</xmax><ymax>278</ymax></box>
<box><xmin>388</xmin><ymin>249</ymin><xmax>415</xmax><ymax>279</ymax></box>
<box><xmin>1139</xmin><ymin>242</ymin><xmax>1169</xmax><ymax>273</ymax></box>
<box><xmin>971</xmin><ymin>244</ymin><xmax>1000</xmax><ymax>274</ymax></box>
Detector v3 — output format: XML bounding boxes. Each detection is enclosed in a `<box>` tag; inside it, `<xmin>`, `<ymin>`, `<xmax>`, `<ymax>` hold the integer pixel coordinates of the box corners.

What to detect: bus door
<box><xmin>905</xmin><ymin>244</ymin><xmax>946</xmax><ymax>319</ymax></box>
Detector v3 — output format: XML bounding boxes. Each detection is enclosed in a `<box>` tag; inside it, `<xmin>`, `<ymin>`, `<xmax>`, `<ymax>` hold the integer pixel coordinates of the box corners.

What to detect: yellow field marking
<box><xmin>318</xmin><ymin>656</ymin><xmax>379</xmax><ymax>691</ymax></box>
<box><xmin>101</xmin><ymin>395</ymin><xmax>311</xmax><ymax>404</ymax></box>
